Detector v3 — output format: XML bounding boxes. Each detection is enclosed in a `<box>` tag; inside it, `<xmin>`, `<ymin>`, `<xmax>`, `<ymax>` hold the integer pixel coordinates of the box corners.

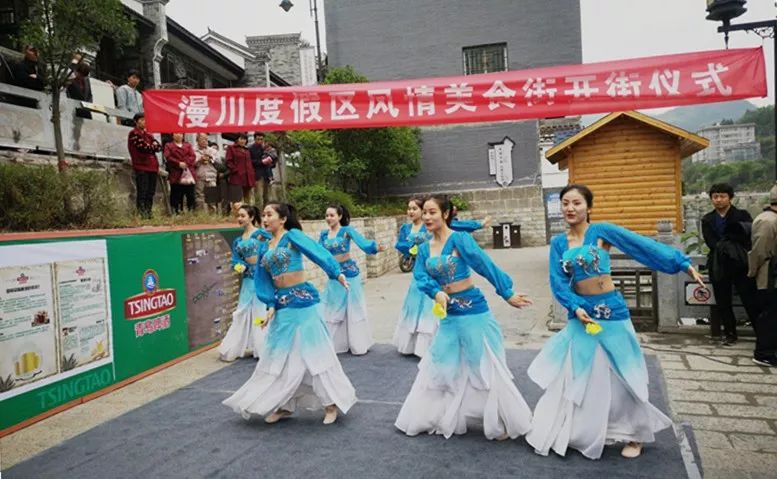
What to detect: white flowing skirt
<box><xmin>218</xmin><ymin>279</ymin><xmax>266</xmax><ymax>361</ymax></box>
<box><xmin>392</xmin><ymin>277</ymin><xmax>438</xmax><ymax>358</ymax></box>
<box><xmin>223</xmin><ymin>304</ymin><xmax>357</xmax><ymax>418</ymax></box>
<box><xmin>395</xmin><ymin>311</ymin><xmax>532</xmax><ymax>440</ymax></box>
<box><xmin>323</xmin><ymin>276</ymin><xmax>374</xmax><ymax>355</ymax></box>
<box><xmin>526</xmin><ymin>345</ymin><xmax>673</xmax><ymax>459</ymax></box>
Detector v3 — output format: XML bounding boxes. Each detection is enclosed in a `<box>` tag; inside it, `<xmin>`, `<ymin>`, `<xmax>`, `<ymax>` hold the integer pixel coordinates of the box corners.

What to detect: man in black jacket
<box><xmin>13</xmin><ymin>45</ymin><xmax>45</xmax><ymax>91</ymax></box>
<box><xmin>248</xmin><ymin>132</ymin><xmax>277</xmax><ymax>208</ymax></box>
<box><xmin>702</xmin><ymin>183</ymin><xmax>761</xmax><ymax>345</ymax></box>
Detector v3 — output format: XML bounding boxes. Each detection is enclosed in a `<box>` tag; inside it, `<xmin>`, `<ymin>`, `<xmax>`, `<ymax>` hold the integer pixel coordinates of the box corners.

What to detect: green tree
<box><xmin>323</xmin><ymin>66</ymin><xmax>422</xmax><ymax>199</ymax></box>
<box><xmin>737</xmin><ymin>105</ymin><xmax>775</xmax><ymax>163</ymax></box>
<box><xmin>18</xmin><ymin>0</ymin><xmax>136</xmax><ymax>172</ymax></box>
<box><xmin>285</xmin><ymin>130</ymin><xmax>338</xmax><ymax>187</ymax></box>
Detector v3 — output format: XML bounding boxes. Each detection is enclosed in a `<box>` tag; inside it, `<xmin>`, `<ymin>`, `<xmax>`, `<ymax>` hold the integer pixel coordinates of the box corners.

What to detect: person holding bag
<box><xmin>164</xmin><ymin>133</ymin><xmax>197</xmax><ymax>214</ymax></box>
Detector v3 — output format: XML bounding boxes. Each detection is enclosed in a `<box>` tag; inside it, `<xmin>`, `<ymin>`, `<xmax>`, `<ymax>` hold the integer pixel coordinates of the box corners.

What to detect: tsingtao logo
<box><xmin>143</xmin><ymin>269</ymin><xmax>159</xmax><ymax>293</ymax></box>
<box><xmin>124</xmin><ymin>269</ymin><xmax>176</xmax><ymax>320</ymax></box>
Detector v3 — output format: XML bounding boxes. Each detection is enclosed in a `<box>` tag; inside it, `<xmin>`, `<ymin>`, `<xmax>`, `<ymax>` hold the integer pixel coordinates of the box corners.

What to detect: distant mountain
<box><xmin>579</xmin><ymin>100</ymin><xmax>758</xmax><ymax>133</ymax></box>
<box><xmin>652</xmin><ymin>100</ymin><xmax>758</xmax><ymax>132</ymax></box>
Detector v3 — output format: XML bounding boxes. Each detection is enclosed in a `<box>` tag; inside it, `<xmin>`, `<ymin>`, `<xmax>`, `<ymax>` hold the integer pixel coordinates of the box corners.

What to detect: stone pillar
<box><xmin>655</xmin><ymin>220</ymin><xmax>681</xmax><ymax>332</ymax></box>
<box><xmin>140</xmin><ymin>0</ymin><xmax>169</xmax><ymax>88</ymax></box>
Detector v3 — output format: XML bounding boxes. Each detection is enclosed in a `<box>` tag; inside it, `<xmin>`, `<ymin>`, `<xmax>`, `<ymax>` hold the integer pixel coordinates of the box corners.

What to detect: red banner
<box><xmin>143</xmin><ymin>47</ymin><xmax>766</xmax><ymax>133</ymax></box>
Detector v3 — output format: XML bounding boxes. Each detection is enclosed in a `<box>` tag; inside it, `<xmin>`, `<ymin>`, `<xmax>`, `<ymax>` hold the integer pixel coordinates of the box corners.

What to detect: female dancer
<box><xmin>223</xmin><ymin>203</ymin><xmax>357</xmax><ymax>425</ymax></box>
<box><xmin>319</xmin><ymin>204</ymin><xmax>385</xmax><ymax>355</ymax></box>
<box><xmin>218</xmin><ymin>204</ymin><xmax>269</xmax><ymax>362</ymax></box>
<box><xmin>394</xmin><ymin>195</ymin><xmax>533</xmax><ymax>440</ymax></box>
<box><xmin>526</xmin><ymin>184</ymin><xmax>704</xmax><ymax>459</ymax></box>
<box><xmin>393</xmin><ymin>197</ymin><xmax>491</xmax><ymax>357</ymax></box>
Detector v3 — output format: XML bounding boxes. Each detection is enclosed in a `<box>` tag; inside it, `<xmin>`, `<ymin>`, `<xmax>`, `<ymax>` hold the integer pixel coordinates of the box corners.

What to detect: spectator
<box><xmin>701</xmin><ymin>183</ymin><xmax>761</xmax><ymax>346</ymax></box>
<box><xmin>747</xmin><ymin>182</ymin><xmax>777</xmax><ymax>367</ymax></box>
<box><xmin>226</xmin><ymin>133</ymin><xmax>255</xmax><ymax>206</ymax></box>
<box><xmin>66</xmin><ymin>62</ymin><xmax>93</xmax><ymax>119</ymax></box>
<box><xmin>127</xmin><ymin>113</ymin><xmax>161</xmax><ymax>218</ymax></box>
<box><xmin>164</xmin><ymin>133</ymin><xmax>197</xmax><ymax>214</ymax></box>
<box><xmin>116</xmin><ymin>69</ymin><xmax>143</xmax><ymax>126</ymax></box>
<box><xmin>248</xmin><ymin>133</ymin><xmax>266</xmax><ymax>206</ymax></box>
<box><xmin>13</xmin><ymin>45</ymin><xmax>45</xmax><ymax>91</ymax></box>
<box><xmin>194</xmin><ymin>133</ymin><xmax>221</xmax><ymax>212</ymax></box>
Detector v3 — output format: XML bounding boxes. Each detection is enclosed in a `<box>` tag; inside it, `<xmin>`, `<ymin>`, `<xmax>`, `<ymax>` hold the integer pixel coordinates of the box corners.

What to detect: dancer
<box><xmin>526</xmin><ymin>184</ymin><xmax>704</xmax><ymax>459</ymax></box>
<box><xmin>393</xmin><ymin>197</ymin><xmax>490</xmax><ymax>357</ymax></box>
<box><xmin>395</xmin><ymin>195</ymin><xmax>533</xmax><ymax>440</ymax></box>
<box><xmin>218</xmin><ymin>205</ymin><xmax>270</xmax><ymax>362</ymax></box>
<box><xmin>223</xmin><ymin>203</ymin><xmax>357</xmax><ymax>425</ymax></box>
<box><xmin>319</xmin><ymin>204</ymin><xmax>385</xmax><ymax>355</ymax></box>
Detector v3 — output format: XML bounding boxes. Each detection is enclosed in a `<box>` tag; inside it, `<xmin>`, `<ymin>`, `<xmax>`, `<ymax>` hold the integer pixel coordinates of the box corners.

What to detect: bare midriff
<box><xmin>244</xmin><ymin>256</ymin><xmax>258</xmax><ymax>264</ymax></box>
<box><xmin>443</xmin><ymin>278</ymin><xmax>474</xmax><ymax>294</ymax></box>
<box><xmin>334</xmin><ymin>253</ymin><xmax>351</xmax><ymax>262</ymax></box>
<box><xmin>574</xmin><ymin>274</ymin><xmax>616</xmax><ymax>296</ymax></box>
<box><xmin>273</xmin><ymin>271</ymin><xmax>306</xmax><ymax>289</ymax></box>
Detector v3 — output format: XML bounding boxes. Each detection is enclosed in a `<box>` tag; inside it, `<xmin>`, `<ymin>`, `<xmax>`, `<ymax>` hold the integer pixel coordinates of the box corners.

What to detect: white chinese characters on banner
<box><xmin>488</xmin><ymin>137</ymin><xmax>514</xmax><ymax>187</ymax></box>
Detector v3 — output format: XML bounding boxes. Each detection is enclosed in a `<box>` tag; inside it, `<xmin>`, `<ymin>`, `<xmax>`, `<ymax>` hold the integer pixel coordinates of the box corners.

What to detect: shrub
<box><xmin>450</xmin><ymin>194</ymin><xmax>469</xmax><ymax>211</ymax></box>
<box><xmin>287</xmin><ymin>185</ymin><xmax>356</xmax><ymax>220</ymax></box>
<box><xmin>0</xmin><ymin>162</ymin><xmax>120</xmax><ymax>231</ymax></box>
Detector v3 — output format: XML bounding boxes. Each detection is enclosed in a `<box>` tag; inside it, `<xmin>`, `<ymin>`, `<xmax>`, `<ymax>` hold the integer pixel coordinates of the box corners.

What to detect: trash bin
<box><xmin>492</xmin><ymin>223</ymin><xmax>521</xmax><ymax>249</ymax></box>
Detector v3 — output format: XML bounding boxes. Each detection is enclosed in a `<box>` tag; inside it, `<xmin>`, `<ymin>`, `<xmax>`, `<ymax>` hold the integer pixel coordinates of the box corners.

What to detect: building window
<box><xmin>463</xmin><ymin>43</ymin><xmax>507</xmax><ymax>75</ymax></box>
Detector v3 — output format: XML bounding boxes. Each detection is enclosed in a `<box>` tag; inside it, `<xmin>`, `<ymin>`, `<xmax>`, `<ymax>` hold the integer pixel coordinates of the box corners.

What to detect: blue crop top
<box><xmin>255</xmin><ymin>229</ymin><xmax>341</xmax><ymax>307</ymax></box>
<box><xmin>414</xmin><ymin>231</ymin><xmax>514</xmax><ymax>301</ymax></box>
<box><xmin>319</xmin><ymin>226</ymin><xmax>379</xmax><ymax>277</ymax></box>
<box><xmin>231</xmin><ymin>228</ymin><xmax>271</xmax><ymax>278</ymax></box>
<box><xmin>561</xmin><ymin>244</ymin><xmax>613</xmax><ymax>283</ymax></box>
<box><xmin>395</xmin><ymin>220</ymin><xmax>485</xmax><ymax>255</ymax></box>
<box><xmin>550</xmin><ymin>222</ymin><xmax>691</xmax><ymax>314</ymax></box>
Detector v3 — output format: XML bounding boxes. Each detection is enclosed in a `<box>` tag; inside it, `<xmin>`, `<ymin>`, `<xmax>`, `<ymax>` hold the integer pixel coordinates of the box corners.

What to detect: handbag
<box><xmin>180</xmin><ymin>167</ymin><xmax>195</xmax><ymax>185</ymax></box>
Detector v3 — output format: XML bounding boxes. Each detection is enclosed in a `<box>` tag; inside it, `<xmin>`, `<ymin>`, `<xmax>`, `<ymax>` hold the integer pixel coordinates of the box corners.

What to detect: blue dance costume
<box><xmin>395</xmin><ymin>231</ymin><xmax>532</xmax><ymax>440</ymax></box>
<box><xmin>223</xmin><ymin>229</ymin><xmax>357</xmax><ymax>418</ymax></box>
<box><xmin>319</xmin><ymin>226</ymin><xmax>379</xmax><ymax>355</ymax></box>
<box><xmin>526</xmin><ymin>222</ymin><xmax>690</xmax><ymax>459</ymax></box>
<box><xmin>393</xmin><ymin>220</ymin><xmax>485</xmax><ymax>357</ymax></box>
<box><xmin>218</xmin><ymin>228</ymin><xmax>271</xmax><ymax>362</ymax></box>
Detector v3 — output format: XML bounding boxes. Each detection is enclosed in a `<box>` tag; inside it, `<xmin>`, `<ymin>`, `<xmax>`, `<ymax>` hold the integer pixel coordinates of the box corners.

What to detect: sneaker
<box><xmin>752</xmin><ymin>357</ymin><xmax>777</xmax><ymax>368</ymax></box>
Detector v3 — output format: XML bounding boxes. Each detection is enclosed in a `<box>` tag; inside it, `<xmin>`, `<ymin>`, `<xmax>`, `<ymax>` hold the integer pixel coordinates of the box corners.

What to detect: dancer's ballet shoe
<box><xmin>621</xmin><ymin>442</ymin><xmax>643</xmax><ymax>458</ymax></box>
<box><xmin>323</xmin><ymin>406</ymin><xmax>338</xmax><ymax>425</ymax></box>
<box><xmin>264</xmin><ymin>410</ymin><xmax>292</xmax><ymax>424</ymax></box>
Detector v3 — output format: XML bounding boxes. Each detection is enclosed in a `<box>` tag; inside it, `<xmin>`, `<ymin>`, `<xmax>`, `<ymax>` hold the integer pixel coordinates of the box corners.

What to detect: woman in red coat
<box><xmin>164</xmin><ymin>133</ymin><xmax>197</xmax><ymax>214</ymax></box>
<box><xmin>226</xmin><ymin>133</ymin><xmax>255</xmax><ymax>205</ymax></box>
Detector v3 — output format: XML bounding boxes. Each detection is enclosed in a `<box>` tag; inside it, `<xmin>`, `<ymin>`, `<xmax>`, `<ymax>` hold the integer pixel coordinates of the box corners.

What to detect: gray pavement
<box><xmin>3</xmin><ymin>246</ymin><xmax>777</xmax><ymax>478</ymax></box>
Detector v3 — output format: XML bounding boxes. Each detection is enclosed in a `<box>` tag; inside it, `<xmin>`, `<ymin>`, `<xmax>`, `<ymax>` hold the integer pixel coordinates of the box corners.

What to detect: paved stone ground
<box><xmin>3</xmin><ymin>246</ymin><xmax>777</xmax><ymax>478</ymax></box>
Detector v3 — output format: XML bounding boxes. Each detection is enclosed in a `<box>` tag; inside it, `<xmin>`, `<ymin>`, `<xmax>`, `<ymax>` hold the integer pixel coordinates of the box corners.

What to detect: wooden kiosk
<box><xmin>545</xmin><ymin>111</ymin><xmax>709</xmax><ymax>234</ymax></box>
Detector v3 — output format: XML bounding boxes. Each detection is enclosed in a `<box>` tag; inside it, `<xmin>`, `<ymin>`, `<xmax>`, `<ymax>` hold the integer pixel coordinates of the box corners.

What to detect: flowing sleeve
<box><xmin>595</xmin><ymin>223</ymin><xmax>691</xmax><ymax>274</ymax></box>
<box><xmin>287</xmin><ymin>229</ymin><xmax>342</xmax><ymax>279</ymax></box>
<box><xmin>413</xmin><ymin>243</ymin><xmax>442</xmax><ymax>300</ymax></box>
<box><xmin>395</xmin><ymin>223</ymin><xmax>412</xmax><ymax>255</ymax></box>
<box><xmin>252</xmin><ymin>228</ymin><xmax>271</xmax><ymax>241</ymax></box>
<box><xmin>344</xmin><ymin>226</ymin><xmax>378</xmax><ymax>255</ymax></box>
<box><xmin>231</xmin><ymin>237</ymin><xmax>247</xmax><ymax>270</ymax></box>
<box><xmin>253</xmin><ymin>243</ymin><xmax>276</xmax><ymax>308</ymax></box>
<box><xmin>549</xmin><ymin>235</ymin><xmax>586</xmax><ymax>314</ymax></box>
<box><xmin>453</xmin><ymin>232</ymin><xmax>513</xmax><ymax>300</ymax></box>
<box><xmin>451</xmin><ymin>219</ymin><xmax>483</xmax><ymax>233</ymax></box>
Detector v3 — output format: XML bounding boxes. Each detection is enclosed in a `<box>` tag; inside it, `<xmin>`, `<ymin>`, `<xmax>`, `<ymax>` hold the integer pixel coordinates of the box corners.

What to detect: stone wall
<box><xmin>245</xmin><ymin>34</ymin><xmax>302</xmax><ymax>86</ymax></box>
<box><xmin>295</xmin><ymin>217</ymin><xmax>401</xmax><ymax>290</ymax></box>
<box><xmin>455</xmin><ymin>185</ymin><xmax>547</xmax><ymax>247</ymax></box>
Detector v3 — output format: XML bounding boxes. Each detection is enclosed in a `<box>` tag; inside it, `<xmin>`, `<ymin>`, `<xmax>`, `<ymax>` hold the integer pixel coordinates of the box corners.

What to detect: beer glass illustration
<box><xmin>14</xmin><ymin>350</ymin><xmax>43</xmax><ymax>380</ymax></box>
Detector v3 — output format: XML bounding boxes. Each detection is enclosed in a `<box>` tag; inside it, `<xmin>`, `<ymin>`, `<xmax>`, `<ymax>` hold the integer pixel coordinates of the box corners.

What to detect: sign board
<box><xmin>685</xmin><ymin>281</ymin><xmax>716</xmax><ymax>306</ymax></box>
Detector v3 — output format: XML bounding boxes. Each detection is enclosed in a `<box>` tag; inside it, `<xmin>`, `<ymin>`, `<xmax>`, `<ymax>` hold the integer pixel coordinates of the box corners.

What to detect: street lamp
<box><xmin>705</xmin><ymin>0</ymin><xmax>777</xmax><ymax>180</ymax></box>
<box><xmin>279</xmin><ymin>0</ymin><xmax>323</xmax><ymax>83</ymax></box>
